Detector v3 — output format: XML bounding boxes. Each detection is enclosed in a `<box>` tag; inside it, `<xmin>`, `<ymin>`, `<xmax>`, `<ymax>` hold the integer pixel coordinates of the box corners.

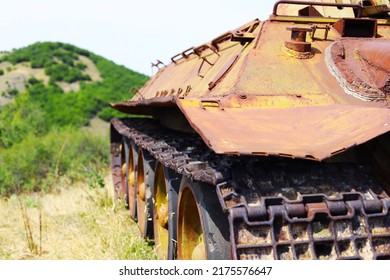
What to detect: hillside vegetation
<box><xmin>0</xmin><ymin>42</ymin><xmax>148</xmax><ymax>195</ymax></box>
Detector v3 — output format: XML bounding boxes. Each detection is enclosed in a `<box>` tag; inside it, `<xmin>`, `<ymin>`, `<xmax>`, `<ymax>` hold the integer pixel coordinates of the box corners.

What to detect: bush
<box><xmin>0</xmin><ymin>93</ymin><xmax>48</xmax><ymax>148</ymax></box>
<box><xmin>0</xmin><ymin>127</ymin><xmax>109</xmax><ymax>195</ymax></box>
<box><xmin>76</xmin><ymin>62</ymin><xmax>87</xmax><ymax>70</ymax></box>
<box><xmin>45</xmin><ymin>62</ymin><xmax>91</xmax><ymax>83</ymax></box>
<box><xmin>7</xmin><ymin>89</ymin><xmax>18</xmax><ymax>96</ymax></box>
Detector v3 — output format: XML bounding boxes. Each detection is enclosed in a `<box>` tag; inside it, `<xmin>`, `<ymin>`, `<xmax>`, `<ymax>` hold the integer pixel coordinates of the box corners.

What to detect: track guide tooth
<box><xmin>218</xmin><ymin>181</ymin><xmax>390</xmax><ymax>260</ymax></box>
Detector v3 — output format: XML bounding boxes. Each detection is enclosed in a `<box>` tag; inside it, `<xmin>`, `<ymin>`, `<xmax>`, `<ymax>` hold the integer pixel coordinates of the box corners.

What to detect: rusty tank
<box><xmin>110</xmin><ymin>0</ymin><xmax>390</xmax><ymax>260</ymax></box>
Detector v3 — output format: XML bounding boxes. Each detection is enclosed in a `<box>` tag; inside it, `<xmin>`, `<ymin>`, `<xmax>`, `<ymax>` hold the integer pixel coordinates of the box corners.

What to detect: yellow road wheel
<box><xmin>110</xmin><ymin>139</ymin><xmax>122</xmax><ymax>201</ymax></box>
<box><xmin>136</xmin><ymin>149</ymin><xmax>155</xmax><ymax>238</ymax></box>
<box><xmin>119</xmin><ymin>139</ymin><xmax>127</xmax><ymax>202</ymax></box>
<box><xmin>126</xmin><ymin>142</ymin><xmax>137</xmax><ymax>219</ymax></box>
<box><xmin>178</xmin><ymin>186</ymin><xmax>206</xmax><ymax>260</ymax></box>
<box><xmin>153</xmin><ymin>164</ymin><xmax>180</xmax><ymax>259</ymax></box>
<box><xmin>177</xmin><ymin>178</ymin><xmax>231</xmax><ymax>260</ymax></box>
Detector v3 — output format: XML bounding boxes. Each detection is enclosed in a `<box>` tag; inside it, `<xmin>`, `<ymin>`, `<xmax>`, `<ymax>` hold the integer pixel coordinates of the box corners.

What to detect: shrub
<box><xmin>0</xmin><ymin>127</ymin><xmax>109</xmax><ymax>195</ymax></box>
<box><xmin>0</xmin><ymin>93</ymin><xmax>48</xmax><ymax>148</ymax></box>
<box><xmin>76</xmin><ymin>62</ymin><xmax>87</xmax><ymax>70</ymax></box>
<box><xmin>7</xmin><ymin>89</ymin><xmax>19</xmax><ymax>96</ymax></box>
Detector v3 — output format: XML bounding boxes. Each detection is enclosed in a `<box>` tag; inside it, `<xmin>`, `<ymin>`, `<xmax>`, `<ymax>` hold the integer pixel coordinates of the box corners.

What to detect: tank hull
<box><xmin>110</xmin><ymin>1</ymin><xmax>390</xmax><ymax>259</ymax></box>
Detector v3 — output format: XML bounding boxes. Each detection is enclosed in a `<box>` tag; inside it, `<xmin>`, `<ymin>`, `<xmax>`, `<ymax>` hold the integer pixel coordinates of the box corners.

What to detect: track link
<box><xmin>111</xmin><ymin>118</ymin><xmax>390</xmax><ymax>260</ymax></box>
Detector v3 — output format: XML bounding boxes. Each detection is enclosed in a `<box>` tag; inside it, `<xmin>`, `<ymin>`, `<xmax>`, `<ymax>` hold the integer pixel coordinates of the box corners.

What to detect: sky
<box><xmin>0</xmin><ymin>0</ymin><xmax>275</xmax><ymax>76</ymax></box>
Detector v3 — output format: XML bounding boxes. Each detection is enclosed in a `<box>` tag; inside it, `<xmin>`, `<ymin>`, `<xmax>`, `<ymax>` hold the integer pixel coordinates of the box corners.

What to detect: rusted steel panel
<box><xmin>177</xmin><ymin>103</ymin><xmax>390</xmax><ymax>160</ymax></box>
<box><xmin>111</xmin><ymin>96</ymin><xmax>176</xmax><ymax>110</ymax></box>
<box><xmin>326</xmin><ymin>39</ymin><xmax>390</xmax><ymax>102</ymax></box>
<box><xmin>110</xmin><ymin>6</ymin><xmax>390</xmax><ymax>161</ymax></box>
<box><xmin>110</xmin><ymin>96</ymin><xmax>177</xmax><ymax>116</ymax></box>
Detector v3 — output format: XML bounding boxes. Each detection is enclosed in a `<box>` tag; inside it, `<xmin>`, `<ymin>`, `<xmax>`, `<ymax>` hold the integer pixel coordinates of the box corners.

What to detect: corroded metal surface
<box><xmin>178</xmin><ymin>104</ymin><xmax>390</xmax><ymax>160</ymax></box>
<box><xmin>111</xmin><ymin>2</ymin><xmax>390</xmax><ymax>160</ymax></box>
<box><xmin>326</xmin><ymin>39</ymin><xmax>390</xmax><ymax>102</ymax></box>
<box><xmin>109</xmin><ymin>0</ymin><xmax>390</xmax><ymax>260</ymax></box>
<box><xmin>112</xmin><ymin>99</ymin><xmax>390</xmax><ymax>161</ymax></box>
<box><xmin>111</xmin><ymin>118</ymin><xmax>390</xmax><ymax>259</ymax></box>
<box><xmin>217</xmin><ymin>167</ymin><xmax>390</xmax><ymax>260</ymax></box>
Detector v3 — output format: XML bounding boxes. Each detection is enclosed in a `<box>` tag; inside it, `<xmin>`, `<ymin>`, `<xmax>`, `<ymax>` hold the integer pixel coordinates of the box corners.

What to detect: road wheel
<box><xmin>153</xmin><ymin>163</ymin><xmax>180</xmax><ymax>259</ymax></box>
<box><xmin>118</xmin><ymin>138</ymin><xmax>127</xmax><ymax>202</ymax></box>
<box><xmin>125</xmin><ymin>140</ymin><xmax>137</xmax><ymax>219</ymax></box>
<box><xmin>177</xmin><ymin>177</ymin><xmax>231</xmax><ymax>260</ymax></box>
<box><xmin>136</xmin><ymin>149</ymin><xmax>155</xmax><ymax>238</ymax></box>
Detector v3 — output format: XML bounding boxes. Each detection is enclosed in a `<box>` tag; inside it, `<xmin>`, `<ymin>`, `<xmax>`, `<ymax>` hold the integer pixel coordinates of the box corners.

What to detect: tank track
<box><xmin>111</xmin><ymin>118</ymin><xmax>390</xmax><ymax>260</ymax></box>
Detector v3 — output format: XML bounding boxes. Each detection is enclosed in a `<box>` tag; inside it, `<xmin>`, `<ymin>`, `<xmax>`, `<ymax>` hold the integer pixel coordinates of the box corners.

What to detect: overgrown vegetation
<box><xmin>0</xmin><ymin>42</ymin><xmax>148</xmax><ymax>195</ymax></box>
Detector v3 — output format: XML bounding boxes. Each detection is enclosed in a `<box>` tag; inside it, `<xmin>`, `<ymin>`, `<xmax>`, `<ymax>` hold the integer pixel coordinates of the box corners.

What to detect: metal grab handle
<box><xmin>195</xmin><ymin>44</ymin><xmax>220</xmax><ymax>78</ymax></box>
<box><xmin>171</xmin><ymin>47</ymin><xmax>195</xmax><ymax>64</ymax></box>
<box><xmin>194</xmin><ymin>44</ymin><xmax>219</xmax><ymax>57</ymax></box>
<box><xmin>272</xmin><ymin>0</ymin><xmax>363</xmax><ymax>18</ymax></box>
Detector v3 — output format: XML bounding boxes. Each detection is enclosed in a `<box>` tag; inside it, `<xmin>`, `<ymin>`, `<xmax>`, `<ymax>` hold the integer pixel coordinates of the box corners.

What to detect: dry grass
<box><xmin>0</xmin><ymin>175</ymin><xmax>156</xmax><ymax>260</ymax></box>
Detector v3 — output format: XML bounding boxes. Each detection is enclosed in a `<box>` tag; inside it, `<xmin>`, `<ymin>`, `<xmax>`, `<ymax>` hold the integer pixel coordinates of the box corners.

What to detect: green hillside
<box><xmin>0</xmin><ymin>42</ymin><xmax>149</xmax><ymax>195</ymax></box>
<box><xmin>0</xmin><ymin>42</ymin><xmax>148</xmax><ymax>125</ymax></box>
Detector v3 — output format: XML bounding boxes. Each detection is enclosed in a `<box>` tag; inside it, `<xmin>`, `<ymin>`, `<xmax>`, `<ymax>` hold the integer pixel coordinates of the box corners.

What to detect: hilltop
<box><xmin>0</xmin><ymin>42</ymin><xmax>148</xmax><ymax>123</ymax></box>
<box><xmin>0</xmin><ymin>42</ymin><xmax>148</xmax><ymax>195</ymax></box>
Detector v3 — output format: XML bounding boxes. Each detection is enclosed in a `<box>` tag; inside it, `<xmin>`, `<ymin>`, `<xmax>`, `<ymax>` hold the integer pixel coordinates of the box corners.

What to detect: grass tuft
<box><xmin>0</xmin><ymin>175</ymin><xmax>156</xmax><ymax>260</ymax></box>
